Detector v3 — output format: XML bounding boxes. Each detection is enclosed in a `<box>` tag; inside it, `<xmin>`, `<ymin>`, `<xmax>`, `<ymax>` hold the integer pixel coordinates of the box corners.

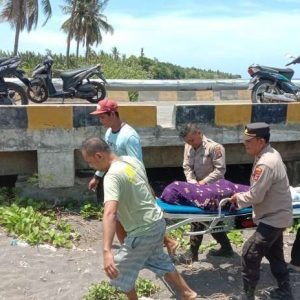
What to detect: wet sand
<box><xmin>0</xmin><ymin>216</ymin><xmax>299</xmax><ymax>300</ymax></box>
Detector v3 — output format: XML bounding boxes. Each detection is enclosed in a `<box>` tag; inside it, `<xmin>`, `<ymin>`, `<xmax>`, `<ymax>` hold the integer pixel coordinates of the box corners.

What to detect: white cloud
<box><xmin>100</xmin><ymin>11</ymin><xmax>300</xmax><ymax>77</ymax></box>
<box><xmin>2</xmin><ymin>9</ymin><xmax>300</xmax><ymax>78</ymax></box>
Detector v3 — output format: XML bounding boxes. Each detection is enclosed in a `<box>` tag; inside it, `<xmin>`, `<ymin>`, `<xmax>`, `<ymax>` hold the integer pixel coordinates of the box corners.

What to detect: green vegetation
<box><xmin>288</xmin><ymin>219</ymin><xmax>300</xmax><ymax>233</ymax></box>
<box><xmin>0</xmin><ymin>191</ymin><xmax>78</xmax><ymax>248</ymax></box>
<box><xmin>169</xmin><ymin>222</ymin><xmax>244</xmax><ymax>252</ymax></box>
<box><xmin>0</xmin><ymin>0</ymin><xmax>112</xmax><ymax>62</ymax></box>
<box><xmin>0</xmin><ymin>1</ymin><xmax>241</xmax><ymax>76</ymax></box>
<box><xmin>227</xmin><ymin>230</ymin><xmax>244</xmax><ymax>246</ymax></box>
<box><xmin>80</xmin><ymin>203</ymin><xmax>104</xmax><ymax>220</ymax></box>
<box><xmin>84</xmin><ymin>278</ymin><xmax>160</xmax><ymax>300</ymax></box>
<box><xmin>0</xmin><ymin>49</ymin><xmax>241</xmax><ymax>80</ymax></box>
<box><xmin>0</xmin><ymin>187</ymin><xmax>104</xmax><ymax>248</ymax></box>
<box><xmin>169</xmin><ymin>224</ymin><xmax>190</xmax><ymax>250</ymax></box>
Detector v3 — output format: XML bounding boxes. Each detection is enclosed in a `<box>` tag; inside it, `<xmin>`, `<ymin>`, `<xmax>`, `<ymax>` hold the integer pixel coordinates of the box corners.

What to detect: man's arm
<box><xmin>103</xmin><ymin>200</ymin><xmax>119</xmax><ymax>279</ymax></box>
<box><xmin>202</xmin><ymin>144</ymin><xmax>226</xmax><ymax>184</ymax></box>
<box><xmin>232</xmin><ymin>165</ymin><xmax>272</xmax><ymax>208</ymax></box>
<box><xmin>125</xmin><ymin>135</ymin><xmax>143</xmax><ymax>161</ymax></box>
<box><xmin>183</xmin><ymin>144</ymin><xmax>197</xmax><ymax>183</ymax></box>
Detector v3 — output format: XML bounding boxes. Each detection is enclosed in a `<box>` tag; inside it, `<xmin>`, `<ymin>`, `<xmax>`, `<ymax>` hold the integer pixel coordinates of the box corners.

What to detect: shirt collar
<box><xmin>256</xmin><ymin>143</ymin><xmax>271</xmax><ymax>159</ymax></box>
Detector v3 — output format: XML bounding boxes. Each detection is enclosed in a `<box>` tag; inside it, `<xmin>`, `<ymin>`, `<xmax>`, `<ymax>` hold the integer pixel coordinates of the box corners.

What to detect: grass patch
<box><xmin>84</xmin><ymin>278</ymin><xmax>160</xmax><ymax>300</ymax></box>
<box><xmin>0</xmin><ymin>187</ymin><xmax>104</xmax><ymax>248</ymax></box>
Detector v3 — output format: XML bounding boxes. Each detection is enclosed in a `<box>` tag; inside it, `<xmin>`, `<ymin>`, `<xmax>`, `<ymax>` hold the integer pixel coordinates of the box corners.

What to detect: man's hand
<box><xmin>103</xmin><ymin>251</ymin><xmax>119</xmax><ymax>279</ymax></box>
<box><xmin>197</xmin><ymin>180</ymin><xmax>206</xmax><ymax>185</ymax></box>
<box><xmin>230</xmin><ymin>193</ymin><xmax>238</xmax><ymax>204</ymax></box>
<box><xmin>88</xmin><ymin>177</ymin><xmax>98</xmax><ymax>190</ymax></box>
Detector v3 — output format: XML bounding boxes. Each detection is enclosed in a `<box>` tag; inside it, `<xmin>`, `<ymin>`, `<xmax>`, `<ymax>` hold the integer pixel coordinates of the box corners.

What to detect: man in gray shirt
<box><xmin>230</xmin><ymin>122</ymin><xmax>293</xmax><ymax>300</ymax></box>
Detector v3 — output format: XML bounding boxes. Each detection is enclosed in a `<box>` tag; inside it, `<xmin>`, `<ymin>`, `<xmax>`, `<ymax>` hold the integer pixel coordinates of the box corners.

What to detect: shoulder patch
<box><xmin>213</xmin><ymin>146</ymin><xmax>223</xmax><ymax>159</ymax></box>
<box><xmin>252</xmin><ymin>167</ymin><xmax>263</xmax><ymax>182</ymax></box>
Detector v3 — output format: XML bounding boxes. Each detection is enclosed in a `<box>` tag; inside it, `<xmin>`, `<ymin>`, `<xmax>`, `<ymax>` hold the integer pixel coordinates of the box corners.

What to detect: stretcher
<box><xmin>157</xmin><ymin>187</ymin><xmax>300</xmax><ymax>236</ymax></box>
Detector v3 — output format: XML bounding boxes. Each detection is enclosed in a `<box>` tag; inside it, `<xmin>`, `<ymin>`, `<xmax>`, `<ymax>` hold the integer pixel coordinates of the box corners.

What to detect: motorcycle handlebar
<box><xmin>286</xmin><ymin>56</ymin><xmax>300</xmax><ymax>66</ymax></box>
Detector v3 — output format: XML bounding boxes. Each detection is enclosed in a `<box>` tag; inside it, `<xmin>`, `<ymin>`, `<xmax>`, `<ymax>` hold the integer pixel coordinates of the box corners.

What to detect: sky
<box><xmin>1</xmin><ymin>0</ymin><xmax>300</xmax><ymax>78</ymax></box>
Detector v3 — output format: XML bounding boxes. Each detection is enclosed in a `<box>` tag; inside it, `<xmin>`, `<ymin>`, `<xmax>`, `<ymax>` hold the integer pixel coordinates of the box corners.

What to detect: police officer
<box><xmin>180</xmin><ymin>123</ymin><xmax>233</xmax><ymax>261</ymax></box>
<box><xmin>230</xmin><ymin>122</ymin><xmax>294</xmax><ymax>300</ymax></box>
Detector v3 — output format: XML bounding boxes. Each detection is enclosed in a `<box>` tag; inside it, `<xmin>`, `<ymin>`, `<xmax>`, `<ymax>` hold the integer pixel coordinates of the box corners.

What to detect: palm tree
<box><xmin>61</xmin><ymin>0</ymin><xmax>113</xmax><ymax>62</ymax></box>
<box><xmin>81</xmin><ymin>0</ymin><xmax>113</xmax><ymax>58</ymax></box>
<box><xmin>61</xmin><ymin>0</ymin><xmax>77</xmax><ymax>66</ymax></box>
<box><xmin>0</xmin><ymin>0</ymin><xmax>52</xmax><ymax>55</ymax></box>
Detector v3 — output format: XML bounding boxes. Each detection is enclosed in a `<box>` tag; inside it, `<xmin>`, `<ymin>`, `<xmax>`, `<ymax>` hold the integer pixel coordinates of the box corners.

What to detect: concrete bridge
<box><xmin>1</xmin><ymin>101</ymin><xmax>300</xmax><ymax>191</ymax></box>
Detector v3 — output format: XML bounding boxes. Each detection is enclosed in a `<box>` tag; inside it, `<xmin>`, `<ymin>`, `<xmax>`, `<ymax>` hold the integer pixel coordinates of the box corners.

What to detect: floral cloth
<box><xmin>160</xmin><ymin>179</ymin><xmax>249</xmax><ymax>211</ymax></box>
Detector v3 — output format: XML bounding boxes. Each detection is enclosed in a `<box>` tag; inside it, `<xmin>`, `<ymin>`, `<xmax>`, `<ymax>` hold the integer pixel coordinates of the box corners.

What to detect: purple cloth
<box><xmin>160</xmin><ymin>179</ymin><xmax>249</xmax><ymax>211</ymax></box>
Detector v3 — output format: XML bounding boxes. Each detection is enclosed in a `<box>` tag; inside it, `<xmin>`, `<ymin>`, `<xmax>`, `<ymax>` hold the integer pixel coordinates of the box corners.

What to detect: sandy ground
<box><xmin>0</xmin><ymin>216</ymin><xmax>299</xmax><ymax>300</ymax></box>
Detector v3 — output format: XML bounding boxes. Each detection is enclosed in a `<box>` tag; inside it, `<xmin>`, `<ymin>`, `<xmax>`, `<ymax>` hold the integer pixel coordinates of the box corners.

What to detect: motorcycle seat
<box><xmin>259</xmin><ymin>65</ymin><xmax>294</xmax><ymax>75</ymax></box>
<box><xmin>0</xmin><ymin>57</ymin><xmax>20</xmax><ymax>67</ymax></box>
<box><xmin>61</xmin><ymin>67</ymin><xmax>91</xmax><ymax>79</ymax></box>
<box><xmin>0</xmin><ymin>58</ymin><xmax>8</xmax><ymax>64</ymax></box>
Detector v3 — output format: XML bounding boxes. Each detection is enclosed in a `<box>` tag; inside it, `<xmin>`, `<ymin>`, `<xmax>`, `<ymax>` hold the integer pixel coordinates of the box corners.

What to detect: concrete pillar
<box><xmin>37</xmin><ymin>149</ymin><xmax>74</xmax><ymax>188</ymax></box>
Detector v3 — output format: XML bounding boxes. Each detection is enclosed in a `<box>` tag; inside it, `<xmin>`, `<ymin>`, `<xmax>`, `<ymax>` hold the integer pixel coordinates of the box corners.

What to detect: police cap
<box><xmin>244</xmin><ymin>122</ymin><xmax>270</xmax><ymax>140</ymax></box>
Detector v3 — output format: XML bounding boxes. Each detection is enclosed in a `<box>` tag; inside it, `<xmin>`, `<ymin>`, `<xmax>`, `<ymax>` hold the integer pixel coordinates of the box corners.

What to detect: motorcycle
<box><xmin>248</xmin><ymin>56</ymin><xmax>300</xmax><ymax>103</ymax></box>
<box><xmin>0</xmin><ymin>56</ymin><xmax>29</xmax><ymax>105</ymax></box>
<box><xmin>27</xmin><ymin>56</ymin><xmax>107</xmax><ymax>103</ymax></box>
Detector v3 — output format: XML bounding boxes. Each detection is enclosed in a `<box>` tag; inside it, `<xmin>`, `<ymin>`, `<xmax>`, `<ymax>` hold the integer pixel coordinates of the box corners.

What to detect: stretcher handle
<box><xmin>218</xmin><ymin>198</ymin><xmax>231</xmax><ymax>217</ymax></box>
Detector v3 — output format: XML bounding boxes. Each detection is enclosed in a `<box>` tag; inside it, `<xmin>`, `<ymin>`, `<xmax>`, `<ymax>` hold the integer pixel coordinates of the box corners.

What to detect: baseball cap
<box><xmin>244</xmin><ymin>122</ymin><xmax>270</xmax><ymax>140</ymax></box>
<box><xmin>90</xmin><ymin>99</ymin><xmax>118</xmax><ymax>115</ymax></box>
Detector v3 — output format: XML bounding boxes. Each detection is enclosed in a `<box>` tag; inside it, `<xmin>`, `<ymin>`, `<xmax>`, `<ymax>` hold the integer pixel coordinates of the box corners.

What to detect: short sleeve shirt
<box><xmin>104</xmin><ymin>156</ymin><xmax>163</xmax><ymax>236</ymax></box>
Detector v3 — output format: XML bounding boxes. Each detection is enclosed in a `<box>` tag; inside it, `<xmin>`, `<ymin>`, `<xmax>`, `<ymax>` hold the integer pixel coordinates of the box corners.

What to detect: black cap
<box><xmin>244</xmin><ymin>122</ymin><xmax>270</xmax><ymax>140</ymax></box>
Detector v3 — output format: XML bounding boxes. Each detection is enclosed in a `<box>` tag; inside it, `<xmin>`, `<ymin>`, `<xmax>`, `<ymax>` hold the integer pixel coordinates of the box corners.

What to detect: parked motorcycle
<box><xmin>248</xmin><ymin>56</ymin><xmax>300</xmax><ymax>103</ymax></box>
<box><xmin>27</xmin><ymin>56</ymin><xmax>107</xmax><ymax>103</ymax></box>
<box><xmin>0</xmin><ymin>56</ymin><xmax>29</xmax><ymax>105</ymax></box>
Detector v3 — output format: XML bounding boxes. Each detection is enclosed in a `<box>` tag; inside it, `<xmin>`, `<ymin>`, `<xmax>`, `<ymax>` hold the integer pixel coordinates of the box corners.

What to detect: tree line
<box><xmin>0</xmin><ymin>49</ymin><xmax>241</xmax><ymax>79</ymax></box>
<box><xmin>0</xmin><ymin>0</ymin><xmax>240</xmax><ymax>79</ymax></box>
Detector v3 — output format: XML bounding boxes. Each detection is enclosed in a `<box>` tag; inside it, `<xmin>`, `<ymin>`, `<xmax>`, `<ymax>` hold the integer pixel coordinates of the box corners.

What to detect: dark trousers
<box><xmin>190</xmin><ymin>222</ymin><xmax>232</xmax><ymax>254</ymax></box>
<box><xmin>291</xmin><ymin>227</ymin><xmax>300</xmax><ymax>266</ymax></box>
<box><xmin>95</xmin><ymin>177</ymin><xmax>104</xmax><ymax>204</ymax></box>
<box><xmin>241</xmin><ymin>222</ymin><xmax>289</xmax><ymax>288</ymax></box>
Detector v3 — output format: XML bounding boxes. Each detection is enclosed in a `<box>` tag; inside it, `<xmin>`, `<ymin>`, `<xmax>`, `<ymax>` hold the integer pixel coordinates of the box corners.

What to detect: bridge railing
<box><xmin>7</xmin><ymin>78</ymin><xmax>300</xmax><ymax>101</ymax></box>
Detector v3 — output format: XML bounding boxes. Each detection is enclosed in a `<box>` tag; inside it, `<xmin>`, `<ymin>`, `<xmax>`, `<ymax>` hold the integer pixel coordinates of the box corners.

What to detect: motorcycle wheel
<box><xmin>86</xmin><ymin>81</ymin><xmax>106</xmax><ymax>103</ymax></box>
<box><xmin>27</xmin><ymin>81</ymin><xmax>48</xmax><ymax>103</ymax></box>
<box><xmin>251</xmin><ymin>80</ymin><xmax>281</xmax><ymax>103</ymax></box>
<box><xmin>5</xmin><ymin>82</ymin><xmax>28</xmax><ymax>105</ymax></box>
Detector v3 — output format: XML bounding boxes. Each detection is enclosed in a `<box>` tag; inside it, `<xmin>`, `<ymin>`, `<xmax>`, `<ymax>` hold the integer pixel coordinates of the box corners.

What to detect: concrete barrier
<box><xmin>0</xmin><ymin>104</ymin><xmax>157</xmax><ymax>188</ymax></box>
<box><xmin>175</xmin><ymin>103</ymin><xmax>300</xmax><ymax>128</ymax></box>
<box><xmin>1</xmin><ymin>102</ymin><xmax>300</xmax><ymax>188</ymax></box>
<box><xmin>174</xmin><ymin>103</ymin><xmax>300</xmax><ymax>145</ymax></box>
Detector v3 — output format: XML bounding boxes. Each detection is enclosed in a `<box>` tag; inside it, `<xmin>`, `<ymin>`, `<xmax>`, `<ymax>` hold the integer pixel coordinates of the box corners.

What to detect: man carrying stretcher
<box><xmin>230</xmin><ymin>122</ymin><xmax>294</xmax><ymax>300</ymax></box>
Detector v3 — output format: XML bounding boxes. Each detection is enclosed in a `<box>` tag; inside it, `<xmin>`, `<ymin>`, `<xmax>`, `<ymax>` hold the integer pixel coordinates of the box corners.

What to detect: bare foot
<box><xmin>166</xmin><ymin>240</ymin><xmax>179</xmax><ymax>256</ymax></box>
<box><xmin>181</xmin><ymin>290</ymin><xmax>198</xmax><ymax>300</ymax></box>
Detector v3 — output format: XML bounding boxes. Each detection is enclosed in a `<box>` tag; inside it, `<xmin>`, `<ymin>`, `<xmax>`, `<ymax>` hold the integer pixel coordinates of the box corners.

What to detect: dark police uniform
<box><xmin>233</xmin><ymin>123</ymin><xmax>293</xmax><ymax>300</ymax></box>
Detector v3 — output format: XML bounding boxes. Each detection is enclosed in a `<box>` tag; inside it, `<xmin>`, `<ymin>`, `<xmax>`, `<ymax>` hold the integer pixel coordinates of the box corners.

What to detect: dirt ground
<box><xmin>0</xmin><ymin>215</ymin><xmax>299</xmax><ymax>300</ymax></box>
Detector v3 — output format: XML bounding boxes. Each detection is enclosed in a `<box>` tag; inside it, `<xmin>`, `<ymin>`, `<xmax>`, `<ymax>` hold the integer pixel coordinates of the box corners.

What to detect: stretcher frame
<box><xmin>158</xmin><ymin>187</ymin><xmax>300</xmax><ymax>236</ymax></box>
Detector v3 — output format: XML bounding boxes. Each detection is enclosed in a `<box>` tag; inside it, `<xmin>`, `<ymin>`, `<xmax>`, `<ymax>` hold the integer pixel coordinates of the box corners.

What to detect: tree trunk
<box><xmin>85</xmin><ymin>45</ymin><xmax>89</xmax><ymax>59</ymax></box>
<box><xmin>13</xmin><ymin>2</ymin><xmax>23</xmax><ymax>56</ymax></box>
<box><xmin>76</xmin><ymin>39</ymin><xmax>80</xmax><ymax>58</ymax></box>
<box><xmin>66</xmin><ymin>1</ymin><xmax>77</xmax><ymax>67</ymax></box>
<box><xmin>13</xmin><ymin>22</ymin><xmax>21</xmax><ymax>56</ymax></box>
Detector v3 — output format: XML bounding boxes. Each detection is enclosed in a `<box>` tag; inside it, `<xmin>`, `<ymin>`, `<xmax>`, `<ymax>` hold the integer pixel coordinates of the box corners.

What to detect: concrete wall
<box><xmin>1</xmin><ymin>102</ymin><xmax>300</xmax><ymax>188</ymax></box>
<box><xmin>0</xmin><ymin>104</ymin><xmax>157</xmax><ymax>188</ymax></box>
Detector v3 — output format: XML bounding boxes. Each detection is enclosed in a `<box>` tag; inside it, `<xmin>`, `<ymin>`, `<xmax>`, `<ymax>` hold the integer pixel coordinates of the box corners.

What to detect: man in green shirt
<box><xmin>81</xmin><ymin>137</ymin><xmax>197</xmax><ymax>300</ymax></box>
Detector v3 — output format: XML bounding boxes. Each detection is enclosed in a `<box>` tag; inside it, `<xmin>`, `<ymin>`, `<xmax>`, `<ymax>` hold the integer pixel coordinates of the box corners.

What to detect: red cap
<box><xmin>90</xmin><ymin>99</ymin><xmax>118</xmax><ymax>115</ymax></box>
